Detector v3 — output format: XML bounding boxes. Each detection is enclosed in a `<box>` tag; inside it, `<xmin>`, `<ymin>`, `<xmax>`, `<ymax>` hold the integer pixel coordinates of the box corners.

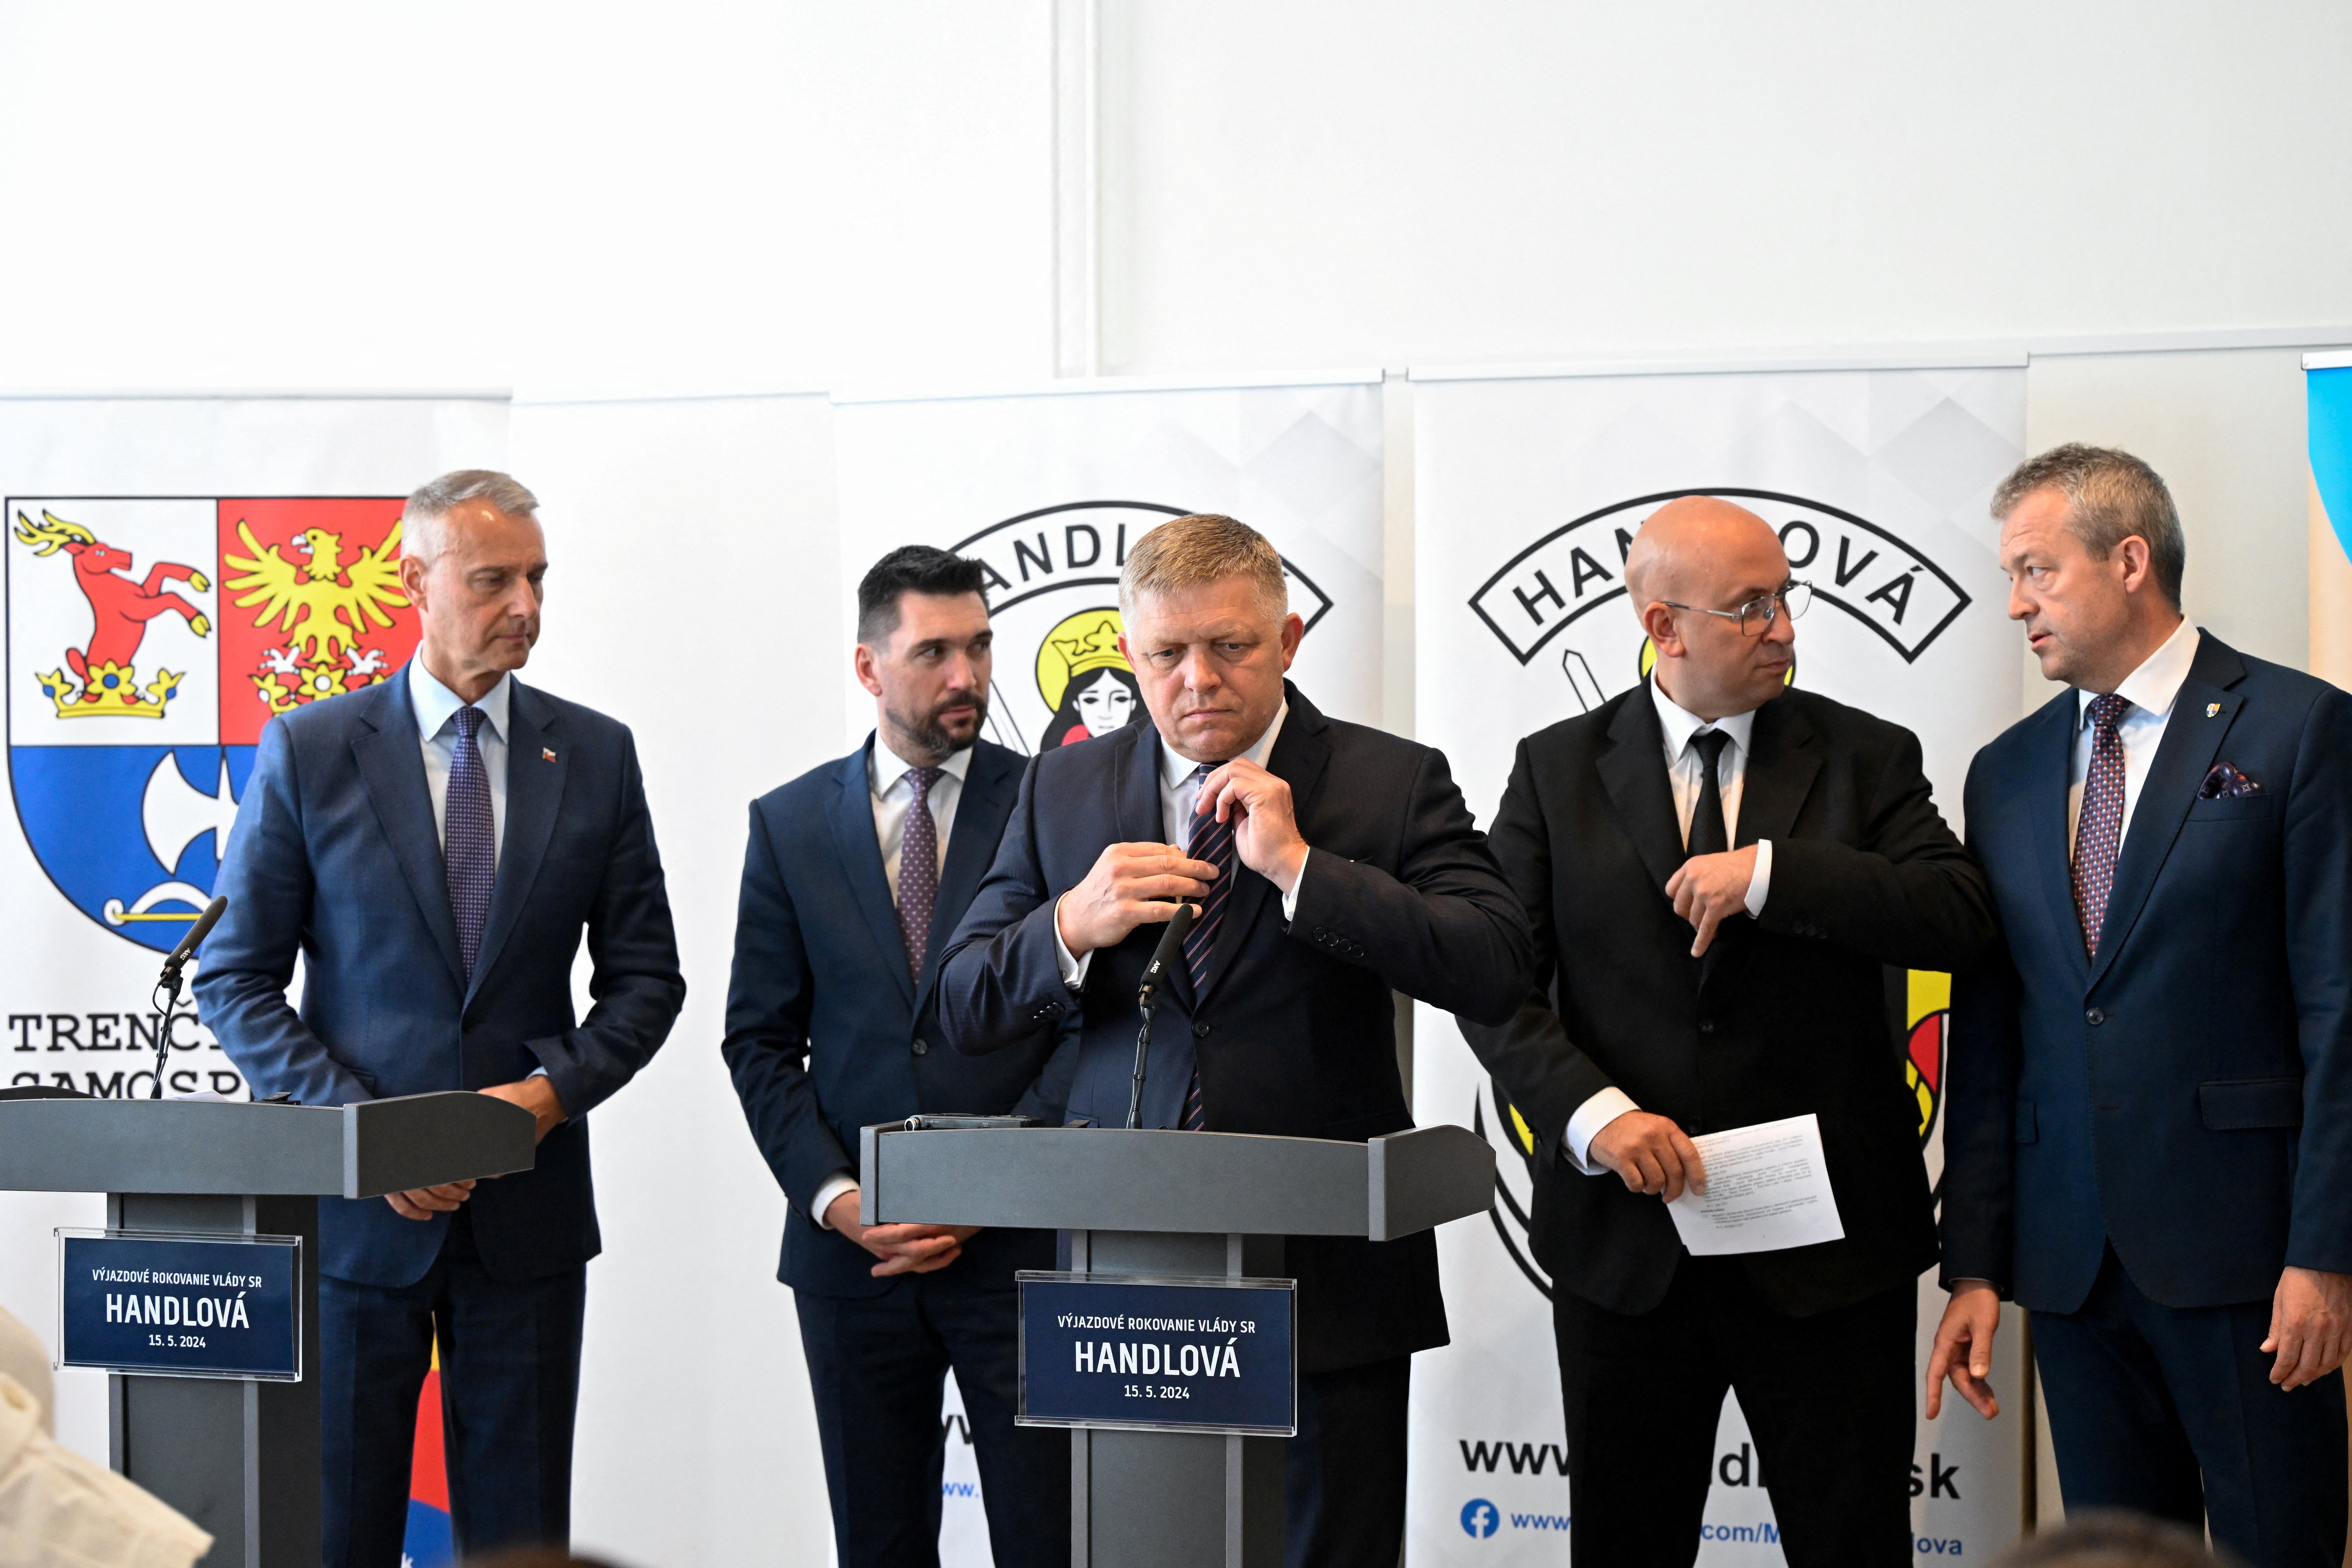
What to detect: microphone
<box><xmin>151</xmin><ymin>895</ymin><xmax>226</xmax><ymax>1098</ymax></box>
<box><xmin>160</xmin><ymin>896</ymin><xmax>228</xmax><ymax>983</ymax></box>
<box><xmin>1126</xmin><ymin>900</ymin><xmax>1198</xmax><ymax>1130</ymax></box>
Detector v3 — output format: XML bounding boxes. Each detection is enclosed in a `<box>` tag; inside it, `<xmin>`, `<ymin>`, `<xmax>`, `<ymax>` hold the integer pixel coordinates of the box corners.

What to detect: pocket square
<box><xmin>2199</xmin><ymin>761</ymin><xmax>2262</xmax><ymax>799</ymax></box>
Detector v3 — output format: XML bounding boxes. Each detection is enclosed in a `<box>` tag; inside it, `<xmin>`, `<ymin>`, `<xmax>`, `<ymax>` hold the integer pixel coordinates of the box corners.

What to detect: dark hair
<box><xmin>856</xmin><ymin>546</ymin><xmax>988</xmax><ymax>645</ymax></box>
<box><xmin>1993</xmin><ymin>1512</ymin><xmax>2240</xmax><ymax>1568</ymax></box>
<box><xmin>1992</xmin><ymin>444</ymin><xmax>2185</xmax><ymax>610</ymax></box>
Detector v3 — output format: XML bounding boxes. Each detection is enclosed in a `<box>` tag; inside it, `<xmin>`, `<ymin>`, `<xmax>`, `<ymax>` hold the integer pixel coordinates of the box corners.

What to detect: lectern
<box><xmin>0</xmin><ymin>1091</ymin><xmax>535</xmax><ymax>1568</ymax></box>
<box><xmin>860</xmin><ymin>1121</ymin><xmax>1495</xmax><ymax>1568</ymax></box>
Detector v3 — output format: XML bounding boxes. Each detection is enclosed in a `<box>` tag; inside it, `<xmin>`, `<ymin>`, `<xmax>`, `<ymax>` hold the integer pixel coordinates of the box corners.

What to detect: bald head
<box><xmin>1629</xmin><ymin>496</ymin><xmax>1795</xmax><ymax>720</ymax></box>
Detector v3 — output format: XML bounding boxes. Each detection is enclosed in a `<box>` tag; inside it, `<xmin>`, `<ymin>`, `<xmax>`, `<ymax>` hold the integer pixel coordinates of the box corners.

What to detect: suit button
<box><xmin>2085</xmin><ymin>1008</ymin><xmax>2104</xmax><ymax>1026</ymax></box>
<box><xmin>1698</xmin><ymin>1020</ymin><xmax>1715</xmax><ymax>1035</ymax></box>
<box><xmin>912</xmin><ymin>1037</ymin><xmax>930</xmax><ymax>1056</ymax></box>
<box><xmin>1193</xmin><ymin>1022</ymin><xmax>1210</xmax><ymax>1038</ymax></box>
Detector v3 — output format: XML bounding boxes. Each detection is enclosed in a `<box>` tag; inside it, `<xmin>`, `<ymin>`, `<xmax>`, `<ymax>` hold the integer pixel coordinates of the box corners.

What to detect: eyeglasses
<box><xmin>1660</xmin><ymin>580</ymin><xmax>1813</xmax><ymax>637</ymax></box>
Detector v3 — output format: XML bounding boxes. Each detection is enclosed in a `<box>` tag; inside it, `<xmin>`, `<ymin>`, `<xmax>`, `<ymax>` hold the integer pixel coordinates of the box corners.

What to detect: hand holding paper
<box><xmin>1666</xmin><ymin>1114</ymin><xmax>1845</xmax><ymax>1256</ymax></box>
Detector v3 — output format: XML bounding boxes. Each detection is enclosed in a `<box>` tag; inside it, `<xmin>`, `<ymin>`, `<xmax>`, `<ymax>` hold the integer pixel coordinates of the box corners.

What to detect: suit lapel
<box><xmin>1596</xmin><ymin>682</ymin><xmax>1687</xmax><ymax>897</ymax></box>
<box><xmin>833</xmin><ymin>737</ymin><xmax>916</xmax><ymax>1007</ymax></box>
<box><xmin>2022</xmin><ymin>693</ymin><xmax>2089</xmax><ymax>982</ymax></box>
<box><xmin>348</xmin><ymin>674</ymin><xmax>466</xmax><ymax>993</ymax></box>
<box><xmin>1119</xmin><ymin>724</ymin><xmax>1164</xmax><ymax>846</ymax></box>
<box><xmin>914</xmin><ymin>742</ymin><xmax>1019</xmax><ymax>1008</ymax></box>
<box><xmin>1198</xmin><ymin>686</ymin><xmax>1331</xmax><ymax>1003</ymax></box>
<box><xmin>468</xmin><ymin>681</ymin><xmax>566</xmax><ymax>1003</ymax></box>
<box><xmin>2088</xmin><ymin>633</ymin><xmax>2246</xmax><ymax>990</ymax></box>
<box><xmin>1732</xmin><ymin>695</ymin><xmax>1822</xmax><ymax>848</ymax></box>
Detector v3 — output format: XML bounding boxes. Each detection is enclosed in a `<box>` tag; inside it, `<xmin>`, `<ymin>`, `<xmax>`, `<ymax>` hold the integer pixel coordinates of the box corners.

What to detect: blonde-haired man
<box><xmin>939</xmin><ymin>514</ymin><xmax>1533</xmax><ymax>1567</ymax></box>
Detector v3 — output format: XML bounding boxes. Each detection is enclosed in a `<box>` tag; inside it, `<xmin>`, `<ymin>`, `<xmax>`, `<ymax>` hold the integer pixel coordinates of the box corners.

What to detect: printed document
<box><xmin>1665</xmin><ymin>1113</ymin><xmax>1844</xmax><ymax>1255</ymax></box>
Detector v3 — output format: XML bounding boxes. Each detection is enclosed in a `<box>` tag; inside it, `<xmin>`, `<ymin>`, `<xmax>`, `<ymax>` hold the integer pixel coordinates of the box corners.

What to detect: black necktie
<box><xmin>1686</xmin><ymin>729</ymin><xmax>1731</xmax><ymax>859</ymax></box>
<box><xmin>1179</xmin><ymin>763</ymin><xmax>1231</xmax><ymax>1131</ymax></box>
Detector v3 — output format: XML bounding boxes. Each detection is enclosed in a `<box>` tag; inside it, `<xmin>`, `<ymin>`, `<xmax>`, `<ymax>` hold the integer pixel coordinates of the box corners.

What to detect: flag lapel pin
<box><xmin>2205</xmin><ymin>703</ymin><xmax>2220</xmax><ymax>718</ymax></box>
<box><xmin>543</xmin><ymin>748</ymin><xmax>558</xmax><ymax>761</ymax></box>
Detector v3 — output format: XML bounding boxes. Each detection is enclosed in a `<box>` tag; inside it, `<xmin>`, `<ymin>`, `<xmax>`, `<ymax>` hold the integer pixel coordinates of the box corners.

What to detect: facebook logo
<box><xmin>1460</xmin><ymin>1499</ymin><xmax>1499</xmax><ymax>1539</ymax></box>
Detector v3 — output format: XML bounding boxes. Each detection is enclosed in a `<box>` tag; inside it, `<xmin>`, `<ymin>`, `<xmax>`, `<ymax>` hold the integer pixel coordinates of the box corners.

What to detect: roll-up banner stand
<box><xmin>1406</xmin><ymin>360</ymin><xmax>2031</xmax><ymax>1564</ymax></box>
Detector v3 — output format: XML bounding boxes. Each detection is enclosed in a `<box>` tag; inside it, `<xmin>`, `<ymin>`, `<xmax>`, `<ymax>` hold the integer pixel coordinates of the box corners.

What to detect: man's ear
<box><xmin>1639</xmin><ymin>601</ymin><xmax>1683</xmax><ymax>659</ymax></box>
<box><xmin>852</xmin><ymin>642</ymin><xmax>885</xmax><ymax>698</ymax></box>
<box><xmin>2115</xmin><ymin>535</ymin><xmax>2155</xmax><ymax>594</ymax></box>
<box><xmin>1277</xmin><ymin>612</ymin><xmax>1305</xmax><ymax>670</ymax></box>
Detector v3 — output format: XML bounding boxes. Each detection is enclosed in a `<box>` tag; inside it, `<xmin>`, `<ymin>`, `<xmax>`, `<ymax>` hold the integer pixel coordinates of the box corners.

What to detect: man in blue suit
<box><xmin>723</xmin><ymin>546</ymin><xmax>1070</xmax><ymax>1568</ymax></box>
<box><xmin>1929</xmin><ymin>445</ymin><xmax>2352</xmax><ymax>1567</ymax></box>
<box><xmin>197</xmin><ymin>470</ymin><xmax>684</xmax><ymax>1566</ymax></box>
<box><xmin>938</xmin><ymin>513</ymin><xmax>1532</xmax><ymax>1568</ymax></box>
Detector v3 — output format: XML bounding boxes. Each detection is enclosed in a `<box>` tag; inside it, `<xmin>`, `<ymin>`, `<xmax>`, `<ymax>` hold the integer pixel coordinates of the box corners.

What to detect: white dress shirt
<box><xmin>409</xmin><ymin>658</ymin><xmax>511</xmax><ymax>860</ymax></box>
<box><xmin>1559</xmin><ymin>679</ymin><xmax>1776</xmax><ymax>1176</ymax></box>
<box><xmin>811</xmin><ymin>736</ymin><xmax>977</xmax><ymax>1230</ymax></box>
<box><xmin>2068</xmin><ymin>618</ymin><xmax>2200</xmax><ymax>854</ymax></box>
<box><xmin>1053</xmin><ymin>703</ymin><xmax>1302</xmax><ymax>989</ymax></box>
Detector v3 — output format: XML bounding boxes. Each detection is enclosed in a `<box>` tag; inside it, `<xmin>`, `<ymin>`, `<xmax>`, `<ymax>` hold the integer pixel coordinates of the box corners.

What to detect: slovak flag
<box><xmin>405</xmin><ymin>1347</ymin><xmax>452</xmax><ymax>1568</ymax></box>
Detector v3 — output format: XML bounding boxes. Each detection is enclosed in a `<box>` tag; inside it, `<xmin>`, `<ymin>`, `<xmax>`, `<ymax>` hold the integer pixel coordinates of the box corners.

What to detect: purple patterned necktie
<box><xmin>1180</xmin><ymin>763</ymin><xmax>1234</xmax><ymax>1131</ymax></box>
<box><xmin>2072</xmin><ymin>693</ymin><xmax>2131</xmax><ymax>956</ymax></box>
<box><xmin>446</xmin><ymin>705</ymin><xmax>496</xmax><ymax>980</ymax></box>
<box><xmin>896</xmin><ymin>766</ymin><xmax>943</xmax><ymax>978</ymax></box>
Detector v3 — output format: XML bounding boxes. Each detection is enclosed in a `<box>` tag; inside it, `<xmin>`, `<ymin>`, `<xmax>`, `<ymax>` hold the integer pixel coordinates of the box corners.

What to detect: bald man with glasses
<box><xmin>1458</xmin><ymin>496</ymin><xmax>1998</xmax><ymax>1567</ymax></box>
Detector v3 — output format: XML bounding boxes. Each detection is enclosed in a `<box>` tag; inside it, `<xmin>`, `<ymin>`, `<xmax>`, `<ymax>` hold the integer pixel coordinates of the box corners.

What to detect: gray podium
<box><xmin>861</xmin><ymin>1121</ymin><xmax>1495</xmax><ymax>1568</ymax></box>
<box><xmin>0</xmin><ymin>1092</ymin><xmax>536</xmax><ymax>1568</ymax></box>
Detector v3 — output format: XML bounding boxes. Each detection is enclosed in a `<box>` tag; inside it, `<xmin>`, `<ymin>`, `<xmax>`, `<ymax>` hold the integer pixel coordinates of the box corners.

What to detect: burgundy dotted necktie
<box><xmin>445</xmin><ymin>705</ymin><xmax>495</xmax><ymax>981</ymax></box>
<box><xmin>2072</xmin><ymin>694</ymin><xmax>2131</xmax><ymax>956</ymax></box>
<box><xmin>896</xmin><ymin>766</ymin><xmax>943</xmax><ymax>978</ymax></box>
<box><xmin>1180</xmin><ymin>763</ymin><xmax>1234</xmax><ymax>1131</ymax></box>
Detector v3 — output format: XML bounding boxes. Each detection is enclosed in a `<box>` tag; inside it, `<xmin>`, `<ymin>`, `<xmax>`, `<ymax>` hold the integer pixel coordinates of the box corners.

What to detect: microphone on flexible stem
<box><xmin>151</xmin><ymin>895</ymin><xmax>227</xmax><ymax>1099</ymax></box>
<box><xmin>1125</xmin><ymin>900</ymin><xmax>1198</xmax><ymax>1130</ymax></box>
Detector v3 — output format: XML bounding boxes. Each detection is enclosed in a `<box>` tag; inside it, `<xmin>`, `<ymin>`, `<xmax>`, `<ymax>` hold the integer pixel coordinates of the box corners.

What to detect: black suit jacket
<box><xmin>197</xmin><ymin>670</ymin><xmax>684</xmax><ymax>1287</ymax></box>
<box><xmin>1461</xmin><ymin>681</ymin><xmax>1998</xmax><ymax>1318</ymax></box>
<box><xmin>1942</xmin><ymin>633</ymin><xmax>2352</xmax><ymax>1312</ymax></box>
<box><xmin>721</xmin><ymin>737</ymin><xmax>1073</xmax><ymax>1300</ymax></box>
<box><xmin>936</xmin><ymin>684</ymin><xmax>1534</xmax><ymax>1372</ymax></box>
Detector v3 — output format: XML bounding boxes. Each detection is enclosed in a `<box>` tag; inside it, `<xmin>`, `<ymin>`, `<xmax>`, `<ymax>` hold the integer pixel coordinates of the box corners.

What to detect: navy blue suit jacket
<box><xmin>1941</xmin><ymin>633</ymin><xmax>2352</xmax><ymax>1312</ymax></box>
<box><xmin>721</xmin><ymin>738</ymin><xmax>1073</xmax><ymax>1299</ymax></box>
<box><xmin>936</xmin><ymin>685</ymin><xmax>1534</xmax><ymax>1372</ymax></box>
<box><xmin>195</xmin><ymin>669</ymin><xmax>685</xmax><ymax>1288</ymax></box>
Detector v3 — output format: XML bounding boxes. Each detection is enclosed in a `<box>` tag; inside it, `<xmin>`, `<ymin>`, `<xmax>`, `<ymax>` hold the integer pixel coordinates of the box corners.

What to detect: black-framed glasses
<box><xmin>1660</xmin><ymin>580</ymin><xmax>1812</xmax><ymax>637</ymax></box>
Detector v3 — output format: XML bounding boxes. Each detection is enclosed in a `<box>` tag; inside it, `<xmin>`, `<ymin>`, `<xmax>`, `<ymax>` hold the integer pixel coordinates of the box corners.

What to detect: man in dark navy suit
<box><xmin>1930</xmin><ymin>445</ymin><xmax>2352</xmax><ymax>1568</ymax></box>
<box><xmin>938</xmin><ymin>513</ymin><xmax>1533</xmax><ymax>1568</ymax></box>
<box><xmin>723</xmin><ymin>546</ymin><xmax>1070</xmax><ymax>1568</ymax></box>
<box><xmin>197</xmin><ymin>470</ymin><xmax>685</xmax><ymax>1565</ymax></box>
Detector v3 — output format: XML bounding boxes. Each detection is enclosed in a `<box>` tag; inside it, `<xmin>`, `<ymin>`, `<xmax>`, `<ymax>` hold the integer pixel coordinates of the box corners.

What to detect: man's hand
<box><xmin>1055</xmin><ymin>842</ymin><xmax>1220</xmax><ymax>956</ymax></box>
<box><xmin>2262</xmin><ymin>1266</ymin><xmax>2352</xmax><ymax>1390</ymax></box>
<box><xmin>480</xmin><ymin>1075</ymin><xmax>567</xmax><ymax>1143</ymax></box>
<box><xmin>1588</xmin><ymin>1112</ymin><xmax>1707</xmax><ymax>1201</ymax></box>
<box><xmin>1665</xmin><ymin>846</ymin><xmax>1758</xmax><ymax>958</ymax></box>
<box><xmin>1196</xmin><ymin>758</ymin><xmax>1309</xmax><ymax>895</ymax></box>
<box><xmin>1926</xmin><ymin>1281</ymin><xmax>2003</xmax><ymax>1419</ymax></box>
<box><xmin>823</xmin><ymin>1189</ymin><xmax>981</xmax><ymax>1278</ymax></box>
<box><xmin>386</xmin><ymin>1181</ymin><xmax>475</xmax><ymax>1221</ymax></box>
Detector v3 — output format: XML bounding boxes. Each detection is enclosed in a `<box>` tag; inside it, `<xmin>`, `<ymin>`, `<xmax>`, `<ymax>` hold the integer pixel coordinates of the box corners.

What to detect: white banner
<box><xmin>0</xmin><ymin>393</ymin><xmax>507</xmax><ymax>1470</ymax></box>
<box><xmin>834</xmin><ymin>375</ymin><xmax>1386</xmax><ymax>1562</ymax></box>
<box><xmin>1406</xmin><ymin>365</ymin><xmax>2030</xmax><ymax>1564</ymax></box>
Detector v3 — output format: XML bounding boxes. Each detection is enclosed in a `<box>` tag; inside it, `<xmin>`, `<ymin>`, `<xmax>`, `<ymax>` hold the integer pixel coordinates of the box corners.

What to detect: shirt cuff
<box><xmin>1561</xmin><ymin>1087</ymin><xmax>1641</xmax><ymax>1176</ymax></box>
<box><xmin>1743</xmin><ymin>839</ymin><xmax>1772</xmax><ymax>917</ymax></box>
<box><xmin>1280</xmin><ymin>851</ymin><xmax>1306</xmax><ymax>923</ymax></box>
<box><xmin>1052</xmin><ymin>894</ymin><xmax>1093</xmax><ymax>990</ymax></box>
<box><xmin>810</xmin><ymin>1172</ymin><xmax>859</xmax><ymax>1230</ymax></box>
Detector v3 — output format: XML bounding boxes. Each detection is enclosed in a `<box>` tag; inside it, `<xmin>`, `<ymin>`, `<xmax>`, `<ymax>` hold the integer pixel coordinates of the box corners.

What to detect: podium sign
<box><xmin>58</xmin><ymin>1229</ymin><xmax>302</xmax><ymax>1381</ymax></box>
<box><xmin>1017</xmin><ymin>1273</ymin><xmax>1296</xmax><ymax>1436</ymax></box>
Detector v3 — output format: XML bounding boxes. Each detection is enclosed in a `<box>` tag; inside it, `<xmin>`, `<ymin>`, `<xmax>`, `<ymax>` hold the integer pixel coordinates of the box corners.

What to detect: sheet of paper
<box><xmin>1665</xmin><ymin>1113</ymin><xmax>1845</xmax><ymax>1256</ymax></box>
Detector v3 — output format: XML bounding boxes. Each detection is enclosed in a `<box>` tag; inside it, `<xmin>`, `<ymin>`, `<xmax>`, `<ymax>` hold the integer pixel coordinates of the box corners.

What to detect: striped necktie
<box><xmin>1179</xmin><ymin>763</ymin><xmax>1234</xmax><ymax>1130</ymax></box>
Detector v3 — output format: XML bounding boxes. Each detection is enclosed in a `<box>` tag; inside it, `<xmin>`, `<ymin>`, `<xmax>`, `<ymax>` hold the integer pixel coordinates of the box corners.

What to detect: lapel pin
<box><xmin>542</xmin><ymin>748</ymin><xmax>558</xmax><ymax>762</ymax></box>
<box><xmin>2205</xmin><ymin>703</ymin><xmax>2220</xmax><ymax>718</ymax></box>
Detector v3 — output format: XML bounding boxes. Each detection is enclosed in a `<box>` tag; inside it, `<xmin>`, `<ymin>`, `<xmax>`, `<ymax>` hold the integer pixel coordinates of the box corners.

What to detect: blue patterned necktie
<box><xmin>446</xmin><ymin>704</ymin><xmax>496</xmax><ymax>980</ymax></box>
<box><xmin>896</xmin><ymin>766</ymin><xmax>943</xmax><ymax>978</ymax></box>
<box><xmin>2072</xmin><ymin>693</ymin><xmax>2131</xmax><ymax>956</ymax></box>
<box><xmin>1180</xmin><ymin>762</ymin><xmax>1235</xmax><ymax>1131</ymax></box>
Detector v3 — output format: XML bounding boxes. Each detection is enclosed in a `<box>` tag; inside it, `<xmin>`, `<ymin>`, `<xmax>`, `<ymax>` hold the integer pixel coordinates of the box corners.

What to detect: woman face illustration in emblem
<box><xmin>1040</xmin><ymin>665</ymin><xmax>1142</xmax><ymax>749</ymax></box>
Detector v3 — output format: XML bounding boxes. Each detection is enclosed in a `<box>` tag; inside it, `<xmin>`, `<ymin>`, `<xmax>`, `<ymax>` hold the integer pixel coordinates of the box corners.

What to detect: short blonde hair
<box><xmin>1119</xmin><ymin>513</ymin><xmax>1287</xmax><ymax>620</ymax></box>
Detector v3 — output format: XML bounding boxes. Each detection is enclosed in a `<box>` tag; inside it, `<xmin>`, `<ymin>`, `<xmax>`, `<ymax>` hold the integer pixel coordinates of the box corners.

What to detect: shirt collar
<box><xmin>409</xmin><ymin>657</ymin><xmax>511</xmax><ymax>745</ymax></box>
<box><xmin>1648</xmin><ymin>675</ymin><xmax>1758</xmax><ymax>761</ymax></box>
<box><xmin>869</xmin><ymin>732</ymin><xmax>975</xmax><ymax>799</ymax></box>
<box><xmin>2078</xmin><ymin>618</ymin><xmax>2200</xmax><ymax>726</ymax></box>
<box><xmin>1158</xmin><ymin>701</ymin><xmax>1290</xmax><ymax>790</ymax></box>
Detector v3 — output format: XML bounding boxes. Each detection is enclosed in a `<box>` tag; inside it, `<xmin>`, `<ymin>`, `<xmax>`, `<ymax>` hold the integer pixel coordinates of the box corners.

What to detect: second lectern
<box><xmin>861</xmin><ymin>1120</ymin><xmax>1495</xmax><ymax>1568</ymax></box>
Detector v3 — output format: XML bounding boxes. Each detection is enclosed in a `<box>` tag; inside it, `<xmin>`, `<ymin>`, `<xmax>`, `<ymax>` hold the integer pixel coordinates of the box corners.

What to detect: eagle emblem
<box><xmin>222</xmin><ymin>517</ymin><xmax>409</xmax><ymax>711</ymax></box>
